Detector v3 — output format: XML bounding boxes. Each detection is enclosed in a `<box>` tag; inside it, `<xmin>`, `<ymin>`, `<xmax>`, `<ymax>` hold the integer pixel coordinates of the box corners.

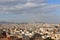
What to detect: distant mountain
<box><xmin>0</xmin><ymin>21</ymin><xmax>28</xmax><ymax>24</ymax></box>
<box><xmin>0</xmin><ymin>21</ymin><xmax>16</xmax><ymax>24</ymax></box>
<box><xmin>0</xmin><ymin>21</ymin><xmax>46</xmax><ymax>24</ymax></box>
<box><xmin>34</xmin><ymin>22</ymin><xmax>46</xmax><ymax>24</ymax></box>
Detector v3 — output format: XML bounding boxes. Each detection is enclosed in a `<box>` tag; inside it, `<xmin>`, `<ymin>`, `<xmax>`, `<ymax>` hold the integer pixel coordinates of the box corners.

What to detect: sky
<box><xmin>0</xmin><ymin>0</ymin><xmax>60</xmax><ymax>23</ymax></box>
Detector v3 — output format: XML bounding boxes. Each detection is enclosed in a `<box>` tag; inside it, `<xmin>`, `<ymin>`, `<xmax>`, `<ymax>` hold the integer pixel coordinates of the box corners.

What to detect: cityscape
<box><xmin>0</xmin><ymin>23</ymin><xmax>60</xmax><ymax>40</ymax></box>
<box><xmin>0</xmin><ymin>0</ymin><xmax>60</xmax><ymax>40</ymax></box>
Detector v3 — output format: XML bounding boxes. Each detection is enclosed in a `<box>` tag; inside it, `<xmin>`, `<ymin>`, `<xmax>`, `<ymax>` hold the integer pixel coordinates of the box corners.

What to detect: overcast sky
<box><xmin>0</xmin><ymin>0</ymin><xmax>60</xmax><ymax>23</ymax></box>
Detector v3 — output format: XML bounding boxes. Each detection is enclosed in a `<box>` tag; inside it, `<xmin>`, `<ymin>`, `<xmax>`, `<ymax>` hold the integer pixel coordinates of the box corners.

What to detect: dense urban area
<box><xmin>0</xmin><ymin>23</ymin><xmax>60</xmax><ymax>40</ymax></box>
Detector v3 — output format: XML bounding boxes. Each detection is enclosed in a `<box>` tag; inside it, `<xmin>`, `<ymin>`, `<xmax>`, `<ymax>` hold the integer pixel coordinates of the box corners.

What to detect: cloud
<box><xmin>0</xmin><ymin>0</ymin><xmax>47</xmax><ymax>14</ymax></box>
<box><xmin>0</xmin><ymin>0</ymin><xmax>60</xmax><ymax>14</ymax></box>
<box><xmin>11</xmin><ymin>4</ymin><xmax>60</xmax><ymax>14</ymax></box>
<box><xmin>0</xmin><ymin>0</ymin><xmax>18</xmax><ymax>2</ymax></box>
<box><xmin>0</xmin><ymin>0</ymin><xmax>60</xmax><ymax>23</ymax></box>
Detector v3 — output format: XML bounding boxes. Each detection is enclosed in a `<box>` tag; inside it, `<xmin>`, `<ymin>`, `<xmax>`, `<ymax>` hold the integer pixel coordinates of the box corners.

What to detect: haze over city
<box><xmin>0</xmin><ymin>0</ymin><xmax>60</xmax><ymax>40</ymax></box>
<box><xmin>0</xmin><ymin>0</ymin><xmax>60</xmax><ymax>23</ymax></box>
